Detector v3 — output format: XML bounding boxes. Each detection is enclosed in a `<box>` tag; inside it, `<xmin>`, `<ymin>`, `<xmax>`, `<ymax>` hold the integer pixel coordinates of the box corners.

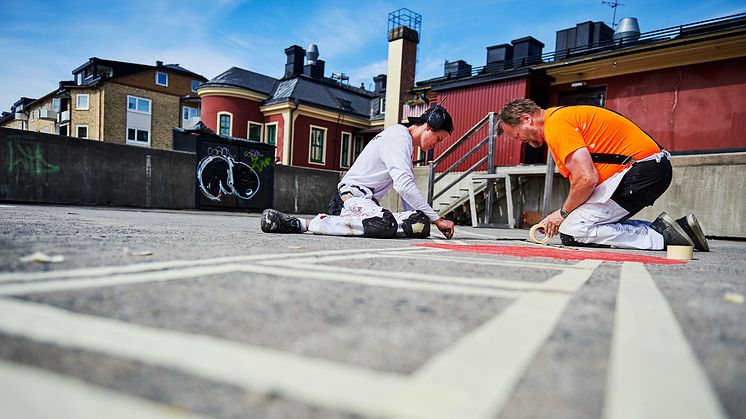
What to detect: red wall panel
<box><xmin>200</xmin><ymin>95</ymin><xmax>263</xmax><ymax>138</ymax></box>
<box><xmin>434</xmin><ymin>79</ymin><xmax>528</xmax><ymax>172</ymax></box>
<box><xmin>550</xmin><ymin>57</ymin><xmax>746</xmax><ymax>152</ymax></box>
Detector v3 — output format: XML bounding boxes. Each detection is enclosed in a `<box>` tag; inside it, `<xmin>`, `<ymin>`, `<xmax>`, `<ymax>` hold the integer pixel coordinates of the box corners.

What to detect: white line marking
<box><xmin>454</xmin><ymin>230</ymin><xmax>501</xmax><ymax>239</ymax></box>
<box><xmin>380</xmin><ymin>260</ymin><xmax>602</xmax><ymax>419</ymax></box>
<box><xmin>0</xmin><ymin>264</ymin><xmax>246</xmax><ymax>296</ymax></box>
<box><xmin>0</xmin><ymin>246</ymin><xmax>417</xmax><ymax>283</ymax></box>
<box><xmin>383</xmin><ymin>252</ymin><xmax>586</xmax><ymax>271</ymax></box>
<box><xmin>265</xmin><ymin>259</ymin><xmax>573</xmax><ymax>293</ymax></box>
<box><xmin>0</xmin><ymin>360</ymin><xmax>208</xmax><ymax>419</ymax></box>
<box><xmin>0</xmin><ymin>298</ymin><xmax>406</xmax><ymax>417</ymax></box>
<box><xmin>603</xmin><ymin>262</ymin><xmax>727</xmax><ymax>419</ymax></box>
<box><xmin>0</xmin><ymin>205</ymin><xmax>14</xmax><ymax>208</ymax></box>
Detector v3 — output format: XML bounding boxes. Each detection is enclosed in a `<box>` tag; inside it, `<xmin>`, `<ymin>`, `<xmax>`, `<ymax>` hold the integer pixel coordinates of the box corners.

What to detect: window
<box><xmin>265</xmin><ymin>123</ymin><xmax>277</xmax><ymax>146</ymax></box>
<box><xmin>191</xmin><ymin>80</ymin><xmax>201</xmax><ymax>92</ymax></box>
<box><xmin>76</xmin><ymin>73</ymin><xmax>83</xmax><ymax>85</ymax></box>
<box><xmin>353</xmin><ymin>136</ymin><xmax>365</xmax><ymax>160</ymax></box>
<box><xmin>247</xmin><ymin>122</ymin><xmax>263</xmax><ymax>142</ymax></box>
<box><xmin>217</xmin><ymin>112</ymin><xmax>232</xmax><ymax>136</ymax></box>
<box><xmin>156</xmin><ymin>71</ymin><xmax>168</xmax><ymax>87</ymax></box>
<box><xmin>309</xmin><ymin>126</ymin><xmax>326</xmax><ymax>164</ymax></box>
<box><xmin>127</xmin><ymin>128</ymin><xmax>150</xmax><ymax>146</ymax></box>
<box><xmin>76</xmin><ymin>94</ymin><xmax>89</xmax><ymax>110</ymax></box>
<box><xmin>340</xmin><ymin>132</ymin><xmax>352</xmax><ymax>168</ymax></box>
<box><xmin>52</xmin><ymin>98</ymin><xmax>60</xmax><ymax>112</ymax></box>
<box><xmin>182</xmin><ymin>106</ymin><xmax>199</xmax><ymax>120</ymax></box>
<box><xmin>380</xmin><ymin>98</ymin><xmax>386</xmax><ymax>114</ymax></box>
<box><xmin>76</xmin><ymin>124</ymin><xmax>88</xmax><ymax>139</ymax></box>
<box><xmin>127</xmin><ymin>96</ymin><xmax>151</xmax><ymax>114</ymax></box>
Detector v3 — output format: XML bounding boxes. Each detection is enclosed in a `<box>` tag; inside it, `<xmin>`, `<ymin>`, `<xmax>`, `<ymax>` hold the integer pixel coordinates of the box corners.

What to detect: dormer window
<box><xmin>156</xmin><ymin>72</ymin><xmax>168</xmax><ymax>87</ymax></box>
<box><xmin>191</xmin><ymin>80</ymin><xmax>201</xmax><ymax>92</ymax></box>
<box><xmin>76</xmin><ymin>73</ymin><xmax>83</xmax><ymax>85</ymax></box>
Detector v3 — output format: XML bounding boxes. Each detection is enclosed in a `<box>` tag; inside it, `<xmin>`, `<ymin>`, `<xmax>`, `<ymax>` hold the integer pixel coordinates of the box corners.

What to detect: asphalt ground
<box><xmin>0</xmin><ymin>204</ymin><xmax>744</xmax><ymax>419</ymax></box>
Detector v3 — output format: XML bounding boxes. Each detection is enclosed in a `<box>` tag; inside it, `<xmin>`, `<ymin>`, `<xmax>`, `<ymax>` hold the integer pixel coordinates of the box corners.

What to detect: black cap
<box><xmin>408</xmin><ymin>106</ymin><xmax>454</xmax><ymax>134</ymax></box>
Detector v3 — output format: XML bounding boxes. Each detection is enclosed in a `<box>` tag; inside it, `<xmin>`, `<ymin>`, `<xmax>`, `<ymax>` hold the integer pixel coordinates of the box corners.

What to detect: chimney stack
<box><xmin>284</xmin><ymin>45</ymin><xmax>305</xmax><ymax>78</ymax></box>
<box><xmin>384</xmin><ymin>25</ymin><xmax>419</xmax><ymax>127</ymax></box>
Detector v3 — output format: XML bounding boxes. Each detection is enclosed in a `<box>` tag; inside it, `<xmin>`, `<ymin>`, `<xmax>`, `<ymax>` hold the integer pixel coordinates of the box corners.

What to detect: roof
<box><xmin>204</xmin><ymin>67</ymin><xmax>380</xmax><ymax>120</ymax></box>
<box><xmin>200</xmin><ymin>67</ymin><xmax>278</xmax><ymax>96</ymax></box>
<box><xmin>72</xmin><ymin>57</ymin><xmax>208</xmax><ymax>85</ymax></box>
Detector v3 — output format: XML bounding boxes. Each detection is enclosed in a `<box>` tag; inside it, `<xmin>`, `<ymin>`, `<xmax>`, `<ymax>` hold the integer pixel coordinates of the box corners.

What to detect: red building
<box><xmin>411</xmin><ymin>13</ymin><xmax>746</xmax><ymax>172</ymax></box>
<box><xmin>198</xmin><ymin>45</ymin><xmax>388</xmax><ymax>171</ymax></box>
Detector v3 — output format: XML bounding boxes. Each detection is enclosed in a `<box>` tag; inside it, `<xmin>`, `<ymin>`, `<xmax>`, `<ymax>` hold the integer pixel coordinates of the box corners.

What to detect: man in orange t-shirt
<box><xmin>497</xmin><ymin>99</ymin><xmax>708</xmax><ymax>251</ymax></box>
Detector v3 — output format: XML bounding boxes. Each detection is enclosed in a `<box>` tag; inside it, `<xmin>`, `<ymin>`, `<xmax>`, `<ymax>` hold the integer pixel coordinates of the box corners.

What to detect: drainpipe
<box><xmin>98</xmin><ymin>85</ymin><xmax>104</xmax><ymax>141</ymax></box>
<box><xmin>287</xmin><ymin>99</ymin><xmax>299</xmax><ymax>165</ymax></box>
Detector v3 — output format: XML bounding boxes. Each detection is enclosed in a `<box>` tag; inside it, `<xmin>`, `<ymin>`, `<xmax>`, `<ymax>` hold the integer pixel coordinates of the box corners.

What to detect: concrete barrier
<box><xmin>1</xmin><ymin>128</ymin><xmax>195</xmax><ymax>209</ymax></box>
<box><xmin>273</xmin><ymin>165</ymin><xmax>343</xmax><ymax>215</ymax></box>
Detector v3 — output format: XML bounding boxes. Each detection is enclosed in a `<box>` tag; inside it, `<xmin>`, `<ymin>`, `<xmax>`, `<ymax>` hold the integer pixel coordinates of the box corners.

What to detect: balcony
<box><xmin>58</xmin><ymin>110</ymin><xmax>70</xmax><ymax>123</ymax></box>
<box><xmin>39</xmin><ymin>109</ymin><xmax>57</xmax><ymax>120</ymax></box>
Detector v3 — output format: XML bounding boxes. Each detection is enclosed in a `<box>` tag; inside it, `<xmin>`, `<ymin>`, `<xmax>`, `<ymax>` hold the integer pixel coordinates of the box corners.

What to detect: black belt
<box><xmin>590</xmin><ymin>153</ymin><xmax>636</xmax><ymax>166</ymax></box>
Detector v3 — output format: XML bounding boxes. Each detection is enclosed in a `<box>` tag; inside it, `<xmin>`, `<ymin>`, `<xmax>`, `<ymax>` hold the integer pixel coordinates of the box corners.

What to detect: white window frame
<box><xmin>182</xmin><ymin>105</ymin><xmax>199</xmax><ymax>121</ymax></box>
<box><xmin>340</xmin><ymin>131</ymin><xmax>352</xmax><ymax>168</ymax></box>
<box><xmin>380</xmin><ymin>98</ymin><xmax>386</xmax><ymax>114</ymax></box>
<box><xmin>156</xmin><ymin>71</ymin><xmax>168</xmax><ymax>87</ymax></box>
<box><xmin>76</xmin><ymin>94</ymin><xmax>89</xmax><ymax>110</ymax></box>
<box><xmin>217</xmin><ymin>111</ymin><xmax>233</xmax><ymax>137</ymax></box>
<box><xmin>127</xmin><ymin>95</ymin><xmax>152</xmax><ymax>115</ymax></box>
<box><xmin>126</xmin><ymin>127</ymin><xmax>151</xmax><ymax>147</ymax></box>
<box><xmin>308</xmin><ymin>125</ymin><xmax>327</xmax><ymax>165</ymax></box>
<box><xmin>264</xmin><ymin>122</ymin><xmax>278</xmax><ymax>145</ymax></box>
<box><xmin>191</xmin><ymin>80</ymin><xmax>201</xmax><ymax>92</ymax></box>
<box><xmin>247</xmin><ymin>121</ymin><xmax>263</xmax><ymax>142</ymax></box>
<box><xmin>75</xmin><ymin>124</ymin><xmax>89</xmax><ymax>139</ymax></box>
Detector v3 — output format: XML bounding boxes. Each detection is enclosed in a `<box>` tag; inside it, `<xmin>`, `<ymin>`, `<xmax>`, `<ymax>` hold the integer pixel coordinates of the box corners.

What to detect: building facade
<box><xmin>1</xmin><ymin>58</ymin><xmax>207</xmax><ymax>150</ymax></box>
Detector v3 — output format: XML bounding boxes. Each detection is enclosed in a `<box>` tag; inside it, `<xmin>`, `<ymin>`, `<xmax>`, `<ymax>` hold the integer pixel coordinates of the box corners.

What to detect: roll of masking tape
<box><xmin>667</xmin><ymin>245</ymin><xmax>693</xmax><ymax>260</ymax></box>
<box><xmin>529</xmin><ymin>223</ymin><xmax>550</xmax><ymax>244</ymax></box>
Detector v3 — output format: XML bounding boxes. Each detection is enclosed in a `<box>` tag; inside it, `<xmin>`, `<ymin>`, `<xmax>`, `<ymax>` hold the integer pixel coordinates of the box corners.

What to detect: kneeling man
<box><xmin>497</xmin><ymin>99</ymin><xmax>708</xmax><ymax>251</ymax></box>
<box><xmin>261</xmin><ymin>106</ymin><xmax>456</xmax><ymax>240</ymax></box>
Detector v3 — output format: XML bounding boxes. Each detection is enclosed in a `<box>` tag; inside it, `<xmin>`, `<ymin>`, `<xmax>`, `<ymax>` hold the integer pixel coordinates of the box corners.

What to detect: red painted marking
<box><xmin>413</xmin><ymin>244</ymin><xmax>686</xmax><ymax>265</ymax></box>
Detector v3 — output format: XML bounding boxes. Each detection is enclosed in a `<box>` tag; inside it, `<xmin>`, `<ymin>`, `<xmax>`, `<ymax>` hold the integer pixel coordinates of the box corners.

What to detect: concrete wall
<box><xmin>273</xmin><ymin>164</ymin><xmax>343</xmax><ymax>215</ymax></box>
<box><xmin>1</xmin><ymin>128</ymin><xmax>195</xmax><ymax>209</ymax></box>
<box><xmin>637</xmin><ymin>153</ymin><xmax>746</xmax><ymax>238</ymax></box>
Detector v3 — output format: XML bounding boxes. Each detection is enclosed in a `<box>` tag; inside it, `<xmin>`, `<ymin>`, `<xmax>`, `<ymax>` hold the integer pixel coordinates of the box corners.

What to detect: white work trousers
<box><xmin>558</xmin><ymin>199</ymin><xmax>664</xmax><ymax>250</ymax></box>
<box><xmin>308</xmin><ymin>196</ymin><xmax>418</xmax><ymax>237</ymax></box>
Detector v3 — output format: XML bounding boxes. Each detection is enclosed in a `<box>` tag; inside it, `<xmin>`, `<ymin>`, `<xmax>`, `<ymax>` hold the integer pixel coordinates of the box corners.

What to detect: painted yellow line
<box><xmin>380</xmin><ymin>259</ymin><xmax>602</xmax><ymax>419</ymax></box>
<box><xmin>265</xmin><ymin>259</ymin><xmax>573</xmax><ymax>293</ymax></box>
<box><xmin>0</xmin><ymin>246</ymin><xmax>415</xmax><ymax>283</ymax></box>
<box><xmin>0</xmin><ymin>360</ymin><xmax>208</xmax><ymax>419</ymax></box>
<box><xmin>603</xmin><ymin>262</ymin><xmax>727</xmax><ymax>419</ymax></box>
<box><xmin>0</xmin><ymin>298</ymin><xmax>408</xmax><ymax>418</ymax></box>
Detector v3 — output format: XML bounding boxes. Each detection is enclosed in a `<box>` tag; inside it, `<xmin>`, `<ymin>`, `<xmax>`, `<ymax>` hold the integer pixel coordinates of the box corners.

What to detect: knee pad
<box><xmin>560</xmin><ymin>233</ymin><xmax>581</xmax><ymax>246</ymax></box>
<box><xmin>402</xmin><ymin>210</ymin><xmax>431</xmax><ymax>238</ymax></box>
<box><xmin>362</xmin><ymin>209</ymin><xmax>398</xmax><ymax>239</ymax></box>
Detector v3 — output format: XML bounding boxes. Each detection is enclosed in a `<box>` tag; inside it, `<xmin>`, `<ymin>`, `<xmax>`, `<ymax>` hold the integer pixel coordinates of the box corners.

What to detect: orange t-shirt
<box><xmin>543</xmin><ymin>106</ymin><xmax>661</xmax><ymax>184</ymax></box>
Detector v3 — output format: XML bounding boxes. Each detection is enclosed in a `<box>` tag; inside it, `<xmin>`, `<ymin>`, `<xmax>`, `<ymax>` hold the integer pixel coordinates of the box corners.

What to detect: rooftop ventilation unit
<box><xmin>306</xmin><ymin>44</ymin><xmax>319</xmax><ymax>65</ymax></box>
<box><xmin>613</xmin><ymin>17</ymin><xmax>640</xmax><ymax>44</ymax></box>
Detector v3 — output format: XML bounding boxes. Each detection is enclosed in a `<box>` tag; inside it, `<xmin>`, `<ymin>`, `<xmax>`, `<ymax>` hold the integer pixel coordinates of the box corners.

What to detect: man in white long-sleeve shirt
<box><xmin>261</xmin><ymin>106</ymin><xmax>456</xmax><ymax>239</ymax></box>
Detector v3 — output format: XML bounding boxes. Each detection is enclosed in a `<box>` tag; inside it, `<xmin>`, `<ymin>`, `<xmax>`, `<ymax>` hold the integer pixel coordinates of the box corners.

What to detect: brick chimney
<box><xmin>284</xmin><ymin>45</ymin><xmax>305</xmax><ymax>78</ymax></box>
<box><xmin>384</xmin><ymin>26</ymin><xmax>419</xmax><ymax>127</ymax></box>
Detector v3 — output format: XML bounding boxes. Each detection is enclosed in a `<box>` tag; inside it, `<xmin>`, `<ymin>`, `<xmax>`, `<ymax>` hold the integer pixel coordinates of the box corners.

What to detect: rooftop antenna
<box><xmin>602</xmin><ymin>0</ymin><xmax>626</xmax><ymax>29</ymax></box>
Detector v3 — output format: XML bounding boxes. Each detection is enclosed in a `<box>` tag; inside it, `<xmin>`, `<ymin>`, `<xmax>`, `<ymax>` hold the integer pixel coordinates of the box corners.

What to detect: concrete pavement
<box><xmin>0</xmin><ymin>204</ymin><xmax>744</xmax><ymax>419</ymax></box>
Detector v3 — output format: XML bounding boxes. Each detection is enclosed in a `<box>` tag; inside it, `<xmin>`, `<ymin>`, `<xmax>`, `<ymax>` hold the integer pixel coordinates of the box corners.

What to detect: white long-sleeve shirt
<box><xmin>339</xmin><ymin>124</ymin><xmax>439</xmax><ymax>221</ymax></box>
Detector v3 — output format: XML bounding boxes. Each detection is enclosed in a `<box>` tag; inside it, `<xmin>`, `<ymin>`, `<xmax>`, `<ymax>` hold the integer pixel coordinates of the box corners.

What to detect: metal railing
<box><xmin>427</xmin><ymin>112</ymin><xmax>496</xmax><ymax>208</ymax></box>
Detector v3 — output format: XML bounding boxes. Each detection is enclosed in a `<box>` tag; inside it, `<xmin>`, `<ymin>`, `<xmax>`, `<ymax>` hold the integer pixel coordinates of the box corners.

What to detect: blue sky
<box><xmin>1</xmin><ymin>0</ymin><xmax>744</xmax><ymax>112</ymax></box>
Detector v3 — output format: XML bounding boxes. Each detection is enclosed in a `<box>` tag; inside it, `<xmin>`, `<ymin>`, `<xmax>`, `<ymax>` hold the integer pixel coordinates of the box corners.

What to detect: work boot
<box><xmin>676</xmin><ymin>214</ymin><xmax>710</xmax><ymax>252</ymax></box>
<box><xmin>261</xmin><ymin>209</ymin><xmax>303</xmax><ymax>234</ymax></box>
<box><xmin>651</xmin><ymin>212</ymin><xmax>694</xmax><ymax>247</ymax></box>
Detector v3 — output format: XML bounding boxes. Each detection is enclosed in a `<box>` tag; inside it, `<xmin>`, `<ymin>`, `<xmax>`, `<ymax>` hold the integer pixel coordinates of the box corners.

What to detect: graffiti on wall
<box><xmin>6</xmin><ymin>142</ymin><xmax>60</xmax><ymax>176</ymax></box>
<box><xmin>197</xmin><ymin>146</ymin><xmax>272</xmax><ymax>202</ymax></box>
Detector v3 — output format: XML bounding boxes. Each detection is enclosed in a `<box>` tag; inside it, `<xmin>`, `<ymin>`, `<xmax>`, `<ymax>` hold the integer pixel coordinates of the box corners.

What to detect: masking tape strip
<box><xmin>529</xmin><ymin>223</ymin><xmax>550</xmax><ymax>245</ymax></box>
<box><xmin>666</xmin><ymin>245</ymin><xmax>693</xmax><ymax>260</ymax></box>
